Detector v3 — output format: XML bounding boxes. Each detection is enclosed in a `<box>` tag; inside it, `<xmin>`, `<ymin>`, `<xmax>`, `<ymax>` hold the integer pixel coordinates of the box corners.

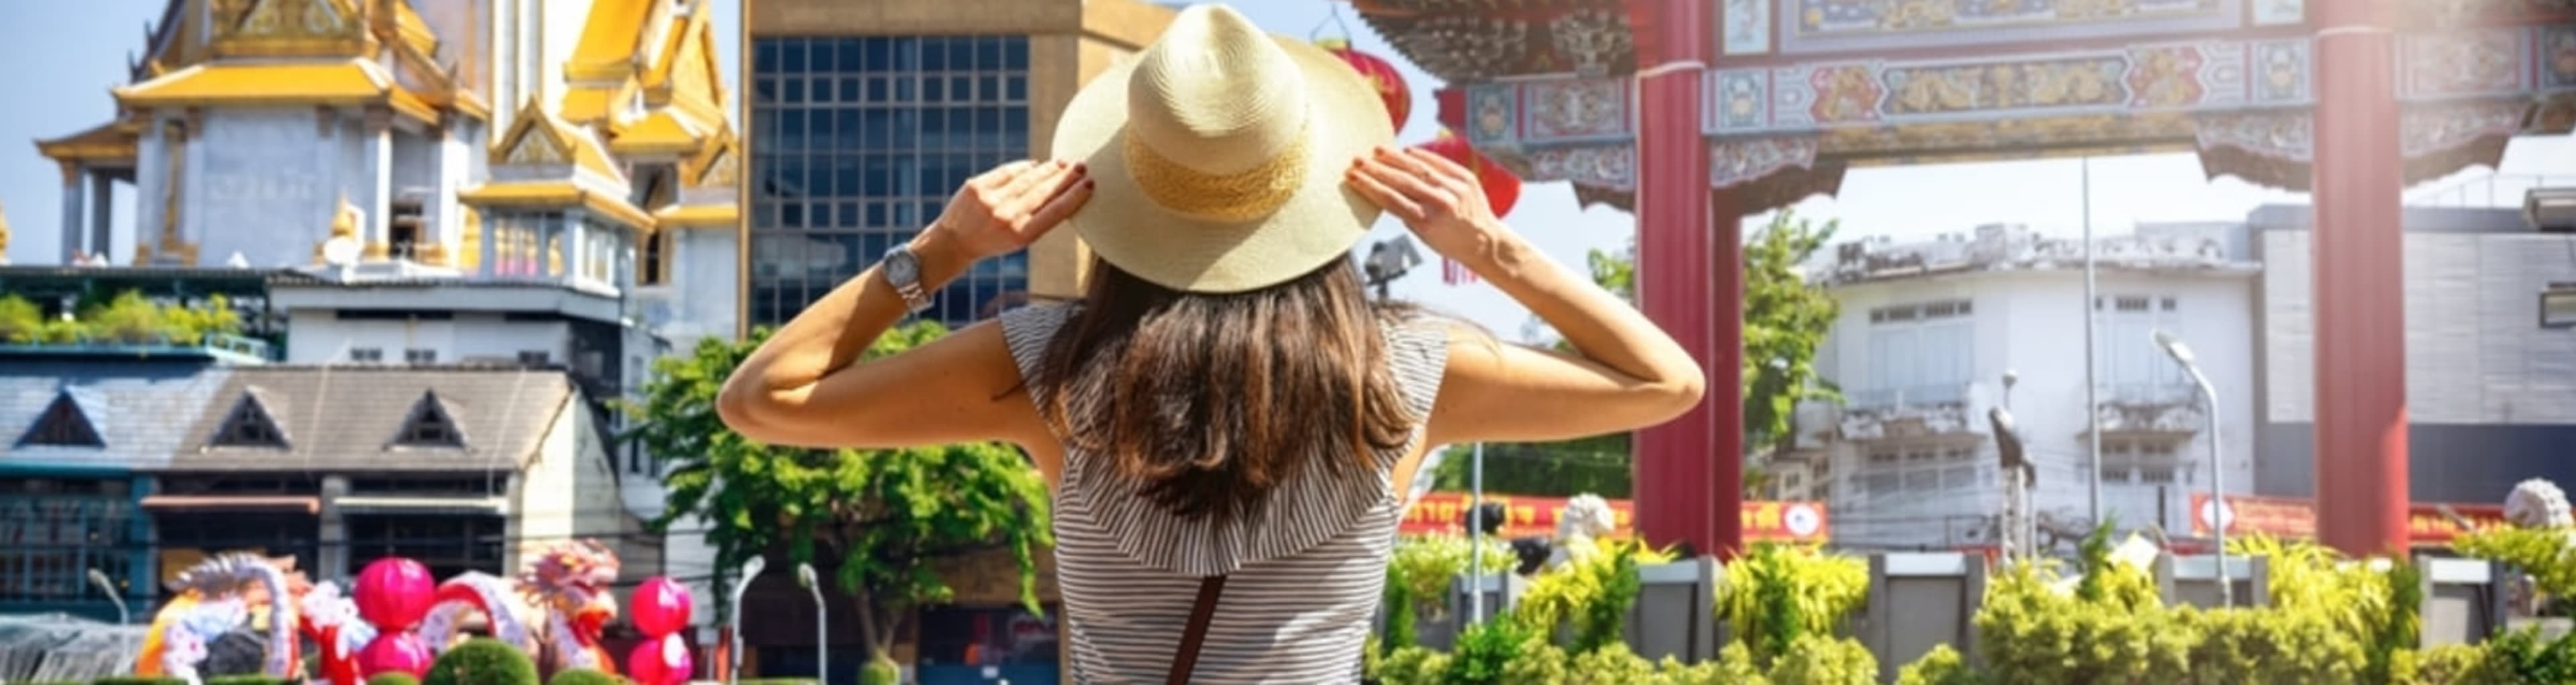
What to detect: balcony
<box><xmin>1837</xmin><ymin>383</ymin><xmax>1978</xmax><ymax>443</ymax></box>
<box><xmin>2086</xmin><ymin>382</ymin><xmax>2205</xmax><ymax>442</ymax></box>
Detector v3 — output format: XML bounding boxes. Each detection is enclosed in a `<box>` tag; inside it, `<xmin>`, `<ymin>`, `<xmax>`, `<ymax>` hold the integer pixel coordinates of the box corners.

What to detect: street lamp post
<box><xmin>2153</xmin><ymin>329</ymin><xmax>2231</xmax><ymax>608</ymax></box>
<box><xmin>729</xmin><ymin>557</ymin><xmax>767</xmax><ymax>685</ymax></box>
<box><xmin>797</xmin><ymin>564</ymin><xmax>825</xmax><ymax>685</ymax></box>
<box><xmin>85</xmin><ymin>569</ymin><xmax>126</xmax><ymax>625</ymax></box>
<box><xmin>1362</xmin><ymin>235</ymin><xmax>1425</xmax><ymax>302</ymax></box>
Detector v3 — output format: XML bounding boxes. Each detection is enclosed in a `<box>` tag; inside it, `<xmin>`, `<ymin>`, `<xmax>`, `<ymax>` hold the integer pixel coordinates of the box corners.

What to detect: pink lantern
<box><xmin>629</xmin><ymin>576</ymin><xmax>693</xmax><ymax>638</ymax></box>
<box><xmin>625</xmin><ymin>635</ymin><xmax>693</xmax><ymax>685</ymax></box>
<box><xmin>355</xmin><ymin>632</ymin><xmax>433</xmax><ymax>679</ymax></box>
<box><xmin>354</xmin><ymin>558</ymin><xmax>435</xmax><ymax>631</ymax></box>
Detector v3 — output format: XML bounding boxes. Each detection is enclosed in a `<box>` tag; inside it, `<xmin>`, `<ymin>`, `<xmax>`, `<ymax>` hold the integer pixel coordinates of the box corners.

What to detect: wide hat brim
<box><xmin>1052</xmin><ymin>35</ymin><xmax>1397</xmax><ymax>295</ymax></box>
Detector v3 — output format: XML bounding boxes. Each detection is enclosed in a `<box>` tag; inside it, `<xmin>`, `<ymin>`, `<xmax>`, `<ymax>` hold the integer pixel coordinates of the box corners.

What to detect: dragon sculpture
<box><xmin>521</xmin><ymin>539</ymin><xmax>623</xmax><ymax>674</ymax></box>
<box><xmin>135</xmin><ymin>553</ymin><xmax>305</xmax><ymax>683</ymax></box>
<box><xmin>413</xmin><ymin>540</ymin><xmax>621</xmax><ymax>676</ymax></box>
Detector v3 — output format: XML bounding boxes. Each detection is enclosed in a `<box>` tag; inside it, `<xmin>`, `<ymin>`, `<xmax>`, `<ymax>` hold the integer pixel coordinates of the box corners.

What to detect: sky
<box><xmin>2</xmin><ymin>1</ymin><xmax>2571</xmax><ymax>341</ymax></box>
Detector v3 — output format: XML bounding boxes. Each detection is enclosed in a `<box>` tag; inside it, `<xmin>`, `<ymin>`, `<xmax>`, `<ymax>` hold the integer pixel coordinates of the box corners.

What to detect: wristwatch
<box><xmin>881</xmin><ymin>244</ymin><xmax>932</xmax><ymax>313</ymax></box>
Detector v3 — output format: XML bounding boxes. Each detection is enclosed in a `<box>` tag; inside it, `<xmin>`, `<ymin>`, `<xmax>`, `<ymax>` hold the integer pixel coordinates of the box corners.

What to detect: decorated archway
<box><xmin>1345</xmin><ymin>0</ymin><xmax>2576</xmax><ymax>556</ymax></box>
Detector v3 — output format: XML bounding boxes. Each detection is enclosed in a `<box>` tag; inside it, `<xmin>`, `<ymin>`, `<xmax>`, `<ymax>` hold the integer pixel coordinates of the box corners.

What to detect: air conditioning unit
<box><xmin>2544</xmin><ymin>282</ymin><xmax>2576</xmax><ymax>329</ymax></box>
<box><xmin>2527</xmin><ymin>186</ymin><xmax>2576</xmax><ymax>232</ymax></box>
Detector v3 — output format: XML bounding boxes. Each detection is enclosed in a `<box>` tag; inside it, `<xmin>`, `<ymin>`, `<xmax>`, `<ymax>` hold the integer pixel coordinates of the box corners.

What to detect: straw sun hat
<box><xmin>1052</xmin><ymin>4</ymin><xmax>1398</xmax><ymax>294</ymax></box>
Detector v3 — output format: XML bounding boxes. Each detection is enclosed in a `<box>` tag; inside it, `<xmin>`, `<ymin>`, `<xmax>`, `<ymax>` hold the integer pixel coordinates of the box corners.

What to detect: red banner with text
<box><xmin>2187</xmin><ymin>492</ymin><xmax>2508</xmax><ymax>545</ymax></box>
<box><xmin>1401</xmin><ymin>493</ymin><xmax>1830</xmax><ymax>543</ymax></box>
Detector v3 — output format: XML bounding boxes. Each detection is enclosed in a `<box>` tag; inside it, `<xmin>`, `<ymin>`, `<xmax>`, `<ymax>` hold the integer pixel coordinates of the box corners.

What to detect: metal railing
<box><xmin>1848</xmin><ymin>383</ymin><xmax>1970</xmax><ymax>409</ymax></box>
<box><xmin>2406</xmin><ymin>174</ymin><xmax>2576</xmax><ymax>209</ymax></box>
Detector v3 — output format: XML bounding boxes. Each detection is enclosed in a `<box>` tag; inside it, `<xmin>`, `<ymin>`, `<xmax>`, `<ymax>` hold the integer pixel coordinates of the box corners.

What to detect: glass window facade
<box><xmin>750</xmin><ymin>36</ymin><xmax>1033</xmax><ymax>329</ymax></box>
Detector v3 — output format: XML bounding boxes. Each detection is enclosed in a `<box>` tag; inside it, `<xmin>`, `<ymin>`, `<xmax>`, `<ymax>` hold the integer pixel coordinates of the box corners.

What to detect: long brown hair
<box><xmin>1029</xmin><ymin>257</ymin><xmax>1423</xmax><ymax>524</ymax></box>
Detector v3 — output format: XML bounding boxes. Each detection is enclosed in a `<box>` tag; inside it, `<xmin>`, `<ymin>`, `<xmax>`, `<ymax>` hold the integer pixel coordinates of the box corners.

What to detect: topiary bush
<box><xmin>421</xmin><ymin>638</ymin><xmax>539</xmax><ymax>685</ymax></box>
<box><xmin>859</xmin><ymin>655</ymin><xmax>901</xmax><ymax>685</ymax></box>
<box><xmin>204</xmin><ymin>676</ymin><xmax>293</xmax><ymax>685</ymax></box>
<box><xmin>367</xmin><ymin>672</ymin><xmax>422</xmax><ymax>685</ymax></box>
<box><xmin>1717</xmin><ymin>543</ymin><xmax>1867</xmax><ymax>667</ymax></box>
<box><xmin>1894</xmin><ymin>644</ymin><xmax>1983</xmax><ymax>685</ymax></box>
<box><xmin>543</xmin><ymin>669</ymin><xmax>622</xmax><ymax>685</ymax></box>
<box><xmin>2391</xmin><ymin>644</ymin><xmax>2516</xmax><ymax>685</ymax></box>
<box><xmin>93</xmin><ymin>678</ymin><xmax>187</xmax><ymax>685</ymax></box>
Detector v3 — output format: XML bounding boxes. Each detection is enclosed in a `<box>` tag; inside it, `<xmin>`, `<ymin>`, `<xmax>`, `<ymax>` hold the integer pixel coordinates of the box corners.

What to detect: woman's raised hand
<box><xmin>930</xmin><ymin>159</ymin><xmax>1093</xmax><ymax>261</ymax></box>
<box><xmin>1345</xmin><ymin>146</ymin><xmax>1513</xmax><ymax>266</ymax></box>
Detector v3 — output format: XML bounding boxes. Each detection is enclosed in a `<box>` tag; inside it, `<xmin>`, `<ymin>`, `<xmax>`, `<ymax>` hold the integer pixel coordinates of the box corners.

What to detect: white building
<box><xmin>1784</xmin><ymin>223</ymin><xmax>2261</xmax><ymax>551</ymax></box>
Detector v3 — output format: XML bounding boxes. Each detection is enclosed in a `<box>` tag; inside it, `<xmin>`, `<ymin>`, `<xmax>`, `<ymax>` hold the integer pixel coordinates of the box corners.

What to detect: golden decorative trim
<box><xmin>215</xmin><ymin>0</ymin><xmax>375</xmax><ymax>59</ymax></box>
<box><xmin>363</xmin><ymin>240</ymin><xmax>390</xmax><ymax>260</ymax></box>
<box><xmin>460</xmin><ymin>206</ymin><xmax>483</xmax><ymax>271</ymax></box>
<box><xmin>58</xmin><ymin>160</ymin><xmax>82</xmax><ymax>185</ymax></box>
<box><xmin>159</xmin><ymin>120</ymin><xmax>188</xmax><ymax>265</ymax></box>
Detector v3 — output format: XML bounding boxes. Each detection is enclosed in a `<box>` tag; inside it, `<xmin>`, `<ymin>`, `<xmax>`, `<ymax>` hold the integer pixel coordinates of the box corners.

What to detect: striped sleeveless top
<box><xmin>998</xmin><ymin>303</ymin><xmax>1450</xmax><ymax>684</ymax></box>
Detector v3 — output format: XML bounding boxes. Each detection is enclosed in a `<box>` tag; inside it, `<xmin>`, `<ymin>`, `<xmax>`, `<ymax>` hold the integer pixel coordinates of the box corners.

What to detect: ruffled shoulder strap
<box><xmin>997</xmin><ymin>304</ymin><xmax>1451</xmax><ymax>576</ymax></box>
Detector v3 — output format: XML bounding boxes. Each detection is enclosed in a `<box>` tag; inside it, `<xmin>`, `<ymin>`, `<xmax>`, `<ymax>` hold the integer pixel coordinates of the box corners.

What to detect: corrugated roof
<box><xmin>170</xmin><ymin>366</ymin><xmax>577</xmax><ymax>472</ymax></box>
<box><xmin>0</xmin><ymin>361</ymin><xmax>233</xmax><ymax>472</ymax></box>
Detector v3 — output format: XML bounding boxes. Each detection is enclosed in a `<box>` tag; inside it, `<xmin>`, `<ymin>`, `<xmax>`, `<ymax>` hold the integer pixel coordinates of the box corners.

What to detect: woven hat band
<box><xmin>1120</xmin><ymin>117</ymin><xmax>1312</xmax><ymax>223</ymax></box>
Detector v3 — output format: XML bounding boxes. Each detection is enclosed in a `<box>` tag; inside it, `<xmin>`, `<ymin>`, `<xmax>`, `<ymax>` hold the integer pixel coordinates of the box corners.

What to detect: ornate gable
<box><xmin>493</xmin><ymin>100</ymin><xmax>576</xmax><ymax>167</ymax></box>
<box><xmin>214</xmin><ymin>0</ymin><xmax>374</xmax><ymax>58</ymax></box>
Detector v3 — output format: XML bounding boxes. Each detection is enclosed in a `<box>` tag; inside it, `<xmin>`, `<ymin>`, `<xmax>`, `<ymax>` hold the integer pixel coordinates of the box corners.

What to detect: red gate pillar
<box><xmin>2310</xmin><ymin>0</ymin><xmax>2411</xmax><ymax>556</ymax></box>
<box><xmin>1626</xmin><ymin>0</ymin><xmax>1742</xmax><ymax>558</ymax></box>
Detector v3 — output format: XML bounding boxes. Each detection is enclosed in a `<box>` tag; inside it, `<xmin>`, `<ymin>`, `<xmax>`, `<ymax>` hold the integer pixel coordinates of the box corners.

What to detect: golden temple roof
<box><xmin>610</xmin><ymin>110</ymin><xmax>709</xmax><ymax>156</ymax></box>
<box><xmin>115</xmin><ymin>61</ymin><xmax>439</xmax><ymax>124</ymax></box>
<box><xmin>372</xmin><ymin>0</ymin><xmax>439</xmax><ymax>58</ymax></box>
<box><xmin>36</xmin><ymin>119</ymin><xmax>145</xmax><ymax>165</ymax></box>
<box><xmin>641</xmin><ymin>1</ymin><xmax>727</xmax><ymax>125</ymax></box>
<box><xmin>491</xmin><ymin>99</ymin><xmax>628</xmax><ymax>183</ymax></box>
<box><xmin>458</xmin><ymin>181</ymin><xmax>657</xmax><ymax>231</ymax></box>
<box><xmin>652</xmin><ymin>203</ymin><xmax>737</xmax><ymax>228</ymax></box>
<box><xmin>568</xmin><ymin>0</ymin><xmax>657</xmax><ymax>83</ymax></box>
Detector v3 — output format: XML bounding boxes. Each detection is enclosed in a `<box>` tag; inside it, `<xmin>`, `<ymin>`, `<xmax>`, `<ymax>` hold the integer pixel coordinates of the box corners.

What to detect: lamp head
<box><xmin>740</xmin><ymin>556</ymin><xmax>766</xmax><ymax>578</ymax></box>
<box><xmin>87</xmin><ymin>568</ymin><xmax>112</xmax><ymax>587</ymax></box>
<box><xmin>2153</xmin><ymin>329</ymin><xmax>2196</xmax><ymax>366</ymax></box>
<box><xmin>2002</xmin><ymin>370</ymin><xmax>2019</xmax><ymax>388</ymax></box>
<box><xmin>796</xmin><ymin>563</ymin><xmax>818</xmax><ymax>588</ymax></box>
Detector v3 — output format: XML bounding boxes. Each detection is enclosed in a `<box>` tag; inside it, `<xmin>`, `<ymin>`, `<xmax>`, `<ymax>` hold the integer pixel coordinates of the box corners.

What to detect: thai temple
<box><xmin>32</xmin><ymin>0</ymin><xmax>741</xmax><ymax>341</ymax></box>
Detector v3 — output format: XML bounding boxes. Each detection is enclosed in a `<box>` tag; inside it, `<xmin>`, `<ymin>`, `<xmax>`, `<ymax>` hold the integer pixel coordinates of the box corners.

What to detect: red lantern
<box><xmin>354</xmin><ymin>558</ymin><xmax>435</xmax><ymax>631</ymax></box>
<box><xmin>354</xmin><ymin>632</ymin><xmax>432</xmax><ymax>679</ymax></box>
<box><xmin>629</xmin><ymin>576</ymin><xmax>693</xmax><ymax>638</ymax></box>
<box><xmin>1318</xmin><ymin>38</ymin><xmax>1411</xmax><ymax>131</ymax></box>
<box><xmin>1415</xmin><ymin>131</ymin><xmax>1523</xmax><ymax>219</ymax></box>
<box><xmin>625</xmin><ymin>635</ymin><xmax>694</xmax><ymax>685</ymax></box>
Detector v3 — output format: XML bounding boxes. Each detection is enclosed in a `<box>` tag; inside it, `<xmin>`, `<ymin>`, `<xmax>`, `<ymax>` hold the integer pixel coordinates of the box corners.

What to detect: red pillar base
<box><xmin>2310</xmin><ymin>0</ymin><xmax>2410</xmax><ymax>556</ymax></box>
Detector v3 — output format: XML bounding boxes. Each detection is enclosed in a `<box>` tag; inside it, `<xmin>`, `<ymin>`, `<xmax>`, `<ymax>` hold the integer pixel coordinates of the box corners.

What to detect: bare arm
<box><xmin>716</xmin><ymin>160</ymin><xmax>1092</xmax><ymax>452</ymax></box>
<box><xmin>1347</xmin><ymin>148</ymin><xmax>1705</xmax><ymax>445</ymax></box>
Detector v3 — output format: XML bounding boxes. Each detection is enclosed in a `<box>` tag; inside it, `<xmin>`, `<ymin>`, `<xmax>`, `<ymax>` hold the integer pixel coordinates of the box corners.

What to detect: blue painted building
<box><xmin>1</xmin><ymin>357</ymin><xmax>229</xmax><ymax>623</ymax></box>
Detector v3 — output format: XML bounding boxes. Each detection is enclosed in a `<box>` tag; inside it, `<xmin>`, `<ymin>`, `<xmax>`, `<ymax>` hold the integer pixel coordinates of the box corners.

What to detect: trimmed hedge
<box><xmin>204</xmin><ymin>676</ymin><xmax>292</xmax><ymax>685</ymax></box>
<box><xmin>543</xmin><ymin>669</ymin><xmax>623</xmax><ymax>685</ymax></box>
<box><xmin>366</xmin><ymin>673</ymin><xmax>423</xmax><ymax>685</ymax></box>
<box><xmin>91</xmin><ymin>678</ymin><xmax>186</xmax><ymax>685</ymax></box>
<box><xmin>421</xmin><ymin>639</ymin><xmax>540</xmax><ymax>685</ymax></box>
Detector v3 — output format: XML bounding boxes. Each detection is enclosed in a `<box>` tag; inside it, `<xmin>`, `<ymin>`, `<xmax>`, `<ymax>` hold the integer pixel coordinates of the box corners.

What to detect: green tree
<box><xmin>628</xmin><ymin>323</ymin><xmax>1052</xmax><ymax>676</ymax></box>
<box><xmin>0</xmin><ymin>295</ymin><xmax>43</xmax><ymax>344</ymax></box>
<box><xmin>1471</xmin><ymin>211</ymin><xmax>1842</xmax><ymax>496</ymax></box>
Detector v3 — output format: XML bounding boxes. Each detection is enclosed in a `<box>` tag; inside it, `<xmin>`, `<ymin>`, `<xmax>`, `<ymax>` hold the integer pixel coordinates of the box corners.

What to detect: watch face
<box><xmin>883</xmin><ymin>248</ymin><xmax>918</xmax><ymax>284</ymax></box>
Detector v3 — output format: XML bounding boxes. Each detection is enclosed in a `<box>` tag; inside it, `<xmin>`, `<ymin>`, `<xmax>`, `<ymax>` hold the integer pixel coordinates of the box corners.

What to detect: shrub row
<box><xmin>1368</xmin><ymin>530</ymin><xmax>2576</xmax><ymax>684</ymax></box>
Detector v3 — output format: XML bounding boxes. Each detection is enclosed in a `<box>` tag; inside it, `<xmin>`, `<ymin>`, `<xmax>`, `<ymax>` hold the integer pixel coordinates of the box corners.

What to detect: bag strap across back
<box><xmin>1165</xmin><ymin>574</ymin><xmax>1228</xmax><ymax>685</ymax></box>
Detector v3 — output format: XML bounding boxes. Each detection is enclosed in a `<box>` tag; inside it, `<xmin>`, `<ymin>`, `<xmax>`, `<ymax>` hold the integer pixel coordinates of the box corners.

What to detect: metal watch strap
<box><xmin>883</xmin><ymin>245</ymin><xmax>932</xmax><ymax>313</ymax></box>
